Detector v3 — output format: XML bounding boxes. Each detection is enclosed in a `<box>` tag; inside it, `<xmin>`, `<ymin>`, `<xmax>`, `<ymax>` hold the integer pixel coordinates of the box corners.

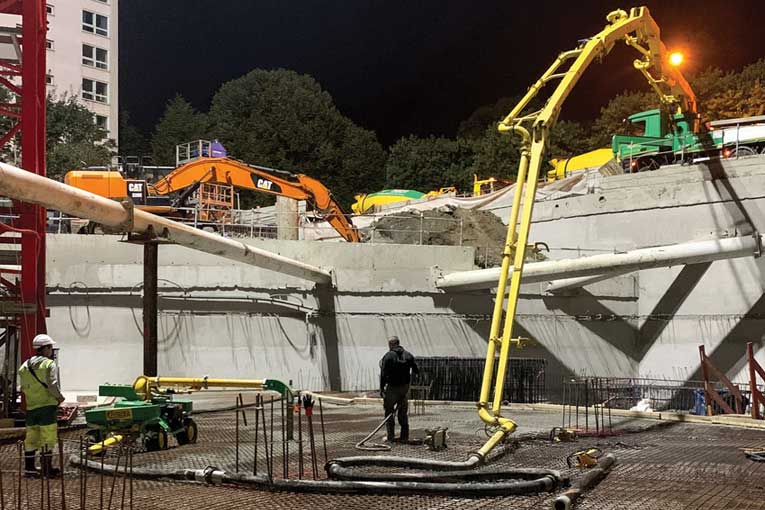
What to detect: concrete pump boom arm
<box><xmin>500</xmin><ymin>6</ymin><xmax>696</xmax><ymax>134</ymax></box>
<box><xmin>475</xmin><ymin>6</ymin><xmax>696</xmax><ymax>459</ymax></box>
<box><xmin>151</xmin><ymin>157</ymin><xmax>361</xmax><ymax>242</ymax></box>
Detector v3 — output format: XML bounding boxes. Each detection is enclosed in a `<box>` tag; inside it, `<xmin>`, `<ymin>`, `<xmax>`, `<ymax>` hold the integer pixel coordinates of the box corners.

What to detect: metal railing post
<box><xmin>419</xmin><ymin>212</ymin><xmax>424</xmax><ymax>245</ymax></box>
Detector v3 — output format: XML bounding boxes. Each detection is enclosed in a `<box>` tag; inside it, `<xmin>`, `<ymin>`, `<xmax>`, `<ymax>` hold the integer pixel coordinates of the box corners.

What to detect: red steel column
<box><xmin>17</xmin><ymin>0</ymin><xmax>47</xmax><ymax>360</ymax></box>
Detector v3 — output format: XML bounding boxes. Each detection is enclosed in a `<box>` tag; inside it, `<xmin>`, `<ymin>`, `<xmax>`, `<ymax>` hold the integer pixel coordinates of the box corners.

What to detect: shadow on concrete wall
<box><xmin>636</xmin><ymin>262</ymin><xmax>712</xmax><ymax>360</ymax></box>
<box><xmin>541</xmin><ymin>290</ymin><xmax>639</xmax><ymax>361</ymax></box>
<box><xmin>685</xmin><ymin>292</ymin><xmax>765</xmax><ymax>383</ymax></box>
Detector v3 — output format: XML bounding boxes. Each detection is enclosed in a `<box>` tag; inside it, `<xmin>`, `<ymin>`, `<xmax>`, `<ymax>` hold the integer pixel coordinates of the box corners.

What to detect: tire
<box><xmin>176</xmin><ymin>418</ymin><xmax>198</xmax><ymax>445</ymax></box>
<box><xmin>86</xmin><ymin>222</ymin><xmax>106</xmax><ymax>235</ymax></box>
<box><xmin>144</xmin><ymin>427</ymin><xmax>168</xmax><ymax>451</ymax></box>
<box><xmin>729</xmin><ymin>146</ymin><xmax>756</xmax><ymax>158</ymax></box>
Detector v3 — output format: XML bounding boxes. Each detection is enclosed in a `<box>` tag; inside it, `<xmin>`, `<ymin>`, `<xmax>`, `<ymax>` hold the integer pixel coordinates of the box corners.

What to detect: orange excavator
<box><xmin>64</xmin><ymin>146</ymin><xmax>360</xmax><ymax>242</ymax></box>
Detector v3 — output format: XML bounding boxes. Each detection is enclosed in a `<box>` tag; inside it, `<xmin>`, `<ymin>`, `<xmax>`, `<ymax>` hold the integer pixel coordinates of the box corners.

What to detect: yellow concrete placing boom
<box><xmin>476</xmin><ymin>6</ymin><xmax>696</xmax><ymax>456</ymax></box>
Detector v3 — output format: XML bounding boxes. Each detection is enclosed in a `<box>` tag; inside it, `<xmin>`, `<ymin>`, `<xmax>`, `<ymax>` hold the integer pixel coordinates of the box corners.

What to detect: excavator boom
<box><xmin>150</xmin><ymin>157</ymin><xmax>360</xmax><ymax>242</ymax></box>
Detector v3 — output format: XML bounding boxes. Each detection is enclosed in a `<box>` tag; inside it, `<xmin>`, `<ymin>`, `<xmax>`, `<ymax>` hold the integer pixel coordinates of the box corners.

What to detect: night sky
<box><xmin>120</xmin><ymin>1</ymin><xmax>765</xmax><ymax>145</ymax></box>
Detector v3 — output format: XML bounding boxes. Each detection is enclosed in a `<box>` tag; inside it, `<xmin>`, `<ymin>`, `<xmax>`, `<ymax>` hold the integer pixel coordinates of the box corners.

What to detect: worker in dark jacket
<box><xmin>379</xmin><ymin>336</ymin><xmax>419</xmax><ymax>442</ymax></box>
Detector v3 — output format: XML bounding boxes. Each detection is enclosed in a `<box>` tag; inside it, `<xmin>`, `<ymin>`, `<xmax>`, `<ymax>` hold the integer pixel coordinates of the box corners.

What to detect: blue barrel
<box><xmin>692</xmin><ymin>389</ymin><xmax>706</xmax><ymax>415</ymax></box>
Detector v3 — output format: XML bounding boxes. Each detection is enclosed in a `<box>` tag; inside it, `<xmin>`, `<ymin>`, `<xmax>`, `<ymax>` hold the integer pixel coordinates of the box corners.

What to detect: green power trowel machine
<box><xmin>84</xmin><ymin>383</ymin><xmax>197</xmax><ymax>453</ymax></box>
<box><xmin>83</xmin><ymin>375</ymin><xmax>291</xmax><ymax>454</ymax></box>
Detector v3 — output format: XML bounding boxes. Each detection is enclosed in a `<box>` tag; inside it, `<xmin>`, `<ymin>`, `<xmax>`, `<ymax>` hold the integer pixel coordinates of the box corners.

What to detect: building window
<box><xmin>46</xmin><ymin>39</ymin><xmax>54</xmax><ymax>50</ymax></box>
<box><xmin>46</xmin><ymin>4</ymin><xmax>54</xmax><ymax>15</ymax></box>
<box><xmin>82</xmin><ymin>78</ymin><xmax>108</xmax><ymax>103</ymax></box>
<box><xmin>95</xmin><ymin>115</ymin><xmax>108</xmax><ymax>131</ymax></box>
<box><xmin>82</xmin><ymin>44</ymin><xmax>108</xmax><ymax>70</ymax></box>
<box><xmin>82</xmin><ymin>11</ymin><xmax>108</xmax><ymax>37</ymax></box>
<box><xmin>46</xmin><ymin>74</ymin><xmax>53</xmax><ymax>85</ymax></box>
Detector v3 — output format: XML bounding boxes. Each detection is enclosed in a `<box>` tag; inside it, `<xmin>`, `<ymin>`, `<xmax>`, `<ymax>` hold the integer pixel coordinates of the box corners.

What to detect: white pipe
<box><xmin>436</xmin><ymin>234</ymin><xmax>761</xmax><ymax>291</ymax></box>
<box><xmin>0</xmin><ymin>162</ymin><xmax>333</xmax><ymax>285</ymax></box>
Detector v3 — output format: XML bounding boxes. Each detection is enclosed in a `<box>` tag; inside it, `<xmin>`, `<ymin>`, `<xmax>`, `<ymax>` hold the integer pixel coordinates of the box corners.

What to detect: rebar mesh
<box><xmin>1</xmin><ymin>402</ymin><xmax>763</xmax><ymax>509</ymax></box>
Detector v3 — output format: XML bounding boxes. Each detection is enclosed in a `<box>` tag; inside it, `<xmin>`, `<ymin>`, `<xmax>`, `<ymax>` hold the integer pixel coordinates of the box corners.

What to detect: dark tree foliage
<box><xmin>207</xmin><ymin>69</ymin><xmax>385</xmax><ymax>208</ymax></box>
<box><xmin>119</xmin><ymin>110</ymin><xmax>149</xmax><ymax>157</ymax></box>
<box><xmin>151</xmin><ymin>95</ymin><xmax>209</xmax><ymax>165</ymax></box>
<box><xmin>385</xmin><ymin>135</ymin><xmax>475</xmax><ymax>192</ymax></box>
<box><xmin>47</xmin><ymin>94</ymin><xmax>114</xmax><ymax>180</ymax></box>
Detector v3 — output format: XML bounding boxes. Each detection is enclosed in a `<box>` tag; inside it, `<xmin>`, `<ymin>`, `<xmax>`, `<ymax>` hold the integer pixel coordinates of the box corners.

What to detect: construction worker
<box><xmin>18</xmin><ymin>334</ymin><xmax>65</xmax><ymax>478</ymax></box>
<box><xmin>379</xmin><ymin>336</ymin><xmax>419</xmax><ymax>442</ymax></box>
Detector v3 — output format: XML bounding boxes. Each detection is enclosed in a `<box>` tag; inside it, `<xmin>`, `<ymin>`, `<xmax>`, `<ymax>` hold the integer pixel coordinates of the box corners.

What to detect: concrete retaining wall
<box><xmin>44</xmin><ymin>156</ymin><xmax>765</xmax><ymax>400</ymax></box>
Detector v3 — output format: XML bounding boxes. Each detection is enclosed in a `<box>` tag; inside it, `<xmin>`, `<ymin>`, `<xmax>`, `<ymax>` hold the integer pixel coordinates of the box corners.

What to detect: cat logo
<box><xmin>256</xmin><ymin>178</ymin><xmax>274</xmax><ymax>191</ymax></box>
<box><xmin>255</xmin><ymin>179</ymin><xmax>274</xmax><ymax>191</ymax></box>
<box><xmin>127</xmin><ymin>182</ymin><xmax>144</xmax><ymax>193</ymax></box>
<box><xmin>249</xmin><ymin>175</ymin><xmax>282</xmax><ymax>193</ymax></box>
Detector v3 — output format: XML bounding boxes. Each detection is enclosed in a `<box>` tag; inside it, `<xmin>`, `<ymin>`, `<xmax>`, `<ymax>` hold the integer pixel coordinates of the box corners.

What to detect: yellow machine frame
<box><xmin>475</xmin><ymin>6</ymin><xmax>696</xmax><ymax>457</ymax></box>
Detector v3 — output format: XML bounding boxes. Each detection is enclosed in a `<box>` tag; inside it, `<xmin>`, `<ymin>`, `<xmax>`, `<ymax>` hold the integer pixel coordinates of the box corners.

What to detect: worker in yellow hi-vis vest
<box><xmin>18</xmin><ymin>334</ymin><xmax>65</xmax><ymax>478</ymax></box>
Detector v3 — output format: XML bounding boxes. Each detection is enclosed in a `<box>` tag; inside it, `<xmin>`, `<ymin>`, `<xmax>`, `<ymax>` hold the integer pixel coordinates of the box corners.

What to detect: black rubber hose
<box><xmin>328</xmin><ymin>464</ymin><xmax>563</xmax><ymax>483</ymax></box>
<box><xmin>327</xmin><ymin>452</ymin><xmax>483</xmax><ymax>473</ymax></box>
<box><xmin>553</xmin><ymin>453</ymin><xmax>616</xmax><ymax>510</ymax></box>
<box><xmin>70</xmin><ymin>456</ymin><xmax>564</xmax><ymax>497</ymax></box>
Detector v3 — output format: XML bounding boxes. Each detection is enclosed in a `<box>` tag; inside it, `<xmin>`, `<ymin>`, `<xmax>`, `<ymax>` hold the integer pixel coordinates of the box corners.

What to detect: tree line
<box><xmin>45</xmin><ymin>60</ymin><xmax>765</xmax><ymax>208</ymax></box>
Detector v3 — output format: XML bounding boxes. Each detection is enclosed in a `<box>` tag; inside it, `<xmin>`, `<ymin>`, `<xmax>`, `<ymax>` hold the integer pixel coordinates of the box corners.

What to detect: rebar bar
<box><xmin>59</xmin><ymin>440</ymin><xmax>66</xmax><ymax>510</ymax></box>
<box><xmin>235</xmin><ymin>397</ymin><xmax>240</xmax><ymax>473</ymax></box>
<box><xmin>281</xmin><ymin>395</ymin><xmax>287</xmax><ymax>478</ymax></box>
<box><xmin>319</xmin><ymin>398</ymin><xmax>328</xmax><ymax>466</ymax></box>
<box><xmin>270</xmin><ymin>396</ymin><xmax>275</xmax><ymax>478</ymax></box>
<box><xmin>297</xmin><ymin>396</ymin><xmax>304</xmax><ymax>479</ymax></box>
<box><xmin>129</xmin><ymin>445</ymin><xmax>133</xmax><ymax>510</ymax></box>
<box><xmin>0</xmin><ymin>441</ymin><xmax>5</xmax><ymax>510</ymax></box>
<box><xmin>120</xmin><ymin>446</ymin><xmax>128</xmax><ymax>510</ymax></box>
<box><xmin>17</xmin><ymin>442</ymin><xmax>22</xmax><ymax>510</ymax></box>
<box><xmin>41</xmin><ymin>446</ymin><xmax>47</xmax><ymax>510</ymax></box>
<box><xmin>107</xmin><ymin>444</ymin><xmax>123</xmax><ymax>510</ymax></box>
<box><xmin>100</xmin><ymin>442</ymin><xmax>105</xmax><ymax>510</ymax></box>
<box><xmin>253</xmin><ymin>394</ymin><xmax>260</xmax><ymax>476</ymax></box>
<box><xmin>79</xmin><ymin>438</ymin><xmax>85</xmax><ymax>510</ymax></box>
<box><xmin>262</xmin><ymin>400</ymin><xmax>273</xmax><ymax>482</ymax></box>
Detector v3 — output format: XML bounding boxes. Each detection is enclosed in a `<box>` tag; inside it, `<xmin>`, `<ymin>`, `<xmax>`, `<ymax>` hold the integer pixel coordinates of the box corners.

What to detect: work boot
<box><xmin>385</xmin><ymin>420</ymin><xmax>396</xmax><ymax>443</ymax></box>
<box><xmin>24</xmin><ymin>450</ymin><xmax>38</xmax><ymax>478</ymax></box>
<box><xmin>399</xmin><ymin>424</ymin><xmax>409</xmax><ymax>443</ymax></box>
<box><xmin>40</xmin><ymin>453</ymin><xmax>61</xmax><ymax>479</ymax></box>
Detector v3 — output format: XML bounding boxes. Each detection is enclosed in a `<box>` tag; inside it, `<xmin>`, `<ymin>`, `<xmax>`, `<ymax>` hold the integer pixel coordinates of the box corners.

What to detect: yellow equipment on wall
<box><xmin>547</xmin><ymin>148</ymin><xmax>615</xmax><ymax>182</ymax></box>
<box><xmin>351</xmin><ymin>189</ymin><xmax>426</xmax><ymax>214</ymax></box>
<box><xmin>351</xmin><ymin>187</ymin><xmax>457</xmax><ymax>214</ymax></box>
<box><xmin>474</xmin><ymin>6</ymin><xmax>696</xmax><ymax>459</ymax></box>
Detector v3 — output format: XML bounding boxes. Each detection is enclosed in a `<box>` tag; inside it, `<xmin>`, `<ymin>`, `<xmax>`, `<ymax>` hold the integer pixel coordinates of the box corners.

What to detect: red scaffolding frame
<box><xmin>0</xmin><ymin>0</ymin><xmax>47</xmax><ymax>363</ymax></box>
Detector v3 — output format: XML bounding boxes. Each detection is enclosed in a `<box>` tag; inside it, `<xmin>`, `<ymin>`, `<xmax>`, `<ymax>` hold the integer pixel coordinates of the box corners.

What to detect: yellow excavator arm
<box><xmin>476</xmin><ymin>6</ymin><xmax>695</xmax><ymax>457</ymax></box>
<box><xmin>150</xmin><ymin>157</ymin><xmax>361</xmax><ymax>243</ymax></box>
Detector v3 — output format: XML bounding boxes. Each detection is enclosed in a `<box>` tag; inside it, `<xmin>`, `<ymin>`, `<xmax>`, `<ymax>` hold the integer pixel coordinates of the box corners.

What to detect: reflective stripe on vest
<box><xmin>19</xmin><ymin>357</ymin><xmax>59</xmax><ymax>411</ymax></box>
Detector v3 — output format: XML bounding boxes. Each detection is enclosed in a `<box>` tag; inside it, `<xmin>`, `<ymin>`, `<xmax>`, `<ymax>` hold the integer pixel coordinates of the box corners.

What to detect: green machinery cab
<box><xmin>85</xmin><ymin>384</ymin><xmax>197</xmax><ymax>452</ymax></box>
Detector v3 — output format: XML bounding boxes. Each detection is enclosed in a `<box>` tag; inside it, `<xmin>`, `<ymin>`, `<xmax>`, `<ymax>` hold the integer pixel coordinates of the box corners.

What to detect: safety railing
<box><xmin>176</xmin><ymin>140</ymin><xmax>212</xmax><ymax>166</ymax></box>
<box><xmin>44</xmin><ymin>209</ymin><xmax>470</xmax><ymax>247</ymax></box>
<box><xmin>699</xmin><ymin>344</ymin><xmax>745</xmax><ymax>415</ymax></box>
<box><xmin>748</xmin><ymin>341</ymin><xmax>765</xmax><ymax>420</ymax></box>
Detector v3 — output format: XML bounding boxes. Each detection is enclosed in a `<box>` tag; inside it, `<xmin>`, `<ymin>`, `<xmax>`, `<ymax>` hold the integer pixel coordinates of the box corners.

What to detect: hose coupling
<box><xmin>186</xmin><ymin>466</ymin><xmax>225</xmax><ymax>485</ymax></box>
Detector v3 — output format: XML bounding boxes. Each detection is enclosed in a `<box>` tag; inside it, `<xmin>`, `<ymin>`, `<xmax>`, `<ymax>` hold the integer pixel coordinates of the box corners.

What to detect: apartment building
<box><xmin>0</xmin><ymin>1</ymin><xmax>119</xmax><ymax>141</ymax></box>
